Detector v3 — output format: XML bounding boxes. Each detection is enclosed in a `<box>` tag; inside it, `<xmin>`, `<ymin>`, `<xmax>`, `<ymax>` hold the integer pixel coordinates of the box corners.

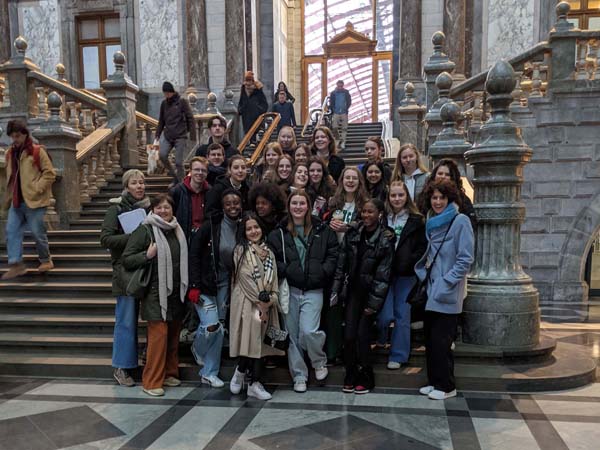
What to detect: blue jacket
<box><xmin>271</xmin><ymin>100</ymin><xmax>296</xmax><ymax>130</ymax></box>
<box><xmin>414</xmin><ymin>210</ymin><xmax>474</xmax><ymax>314</ymax></box>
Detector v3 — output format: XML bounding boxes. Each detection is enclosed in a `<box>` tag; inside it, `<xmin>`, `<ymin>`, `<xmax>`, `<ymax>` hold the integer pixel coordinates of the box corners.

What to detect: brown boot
<box><xmin>2</xmin><ymin>263</ymin><xmax>27</xmax><ymax>280</ymax></box>
<box><xmin>38</xmin><ymin>260</ymin><xmax>54</xmax><ymax>273</ymax></box>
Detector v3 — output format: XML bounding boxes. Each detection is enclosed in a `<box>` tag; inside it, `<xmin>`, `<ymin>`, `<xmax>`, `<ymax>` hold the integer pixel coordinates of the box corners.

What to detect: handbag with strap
<box><xmin>278</xmin><ymin>228</ymin><xmax>290</xmax><ymax>314</ymax></box>
<box><xmin>407</xmin><ymin>216</ymin><xmax>457</xmax><ymax>309</ymax></box>
<box><xmin>263</xmin><ymin>308</ymin><xmax>290</xmax><ymax>350</ymax></box>
<box><xmin>126</xmin><ymin>225</ymin><xmax>155</xmax><ymax>299</ymax></box>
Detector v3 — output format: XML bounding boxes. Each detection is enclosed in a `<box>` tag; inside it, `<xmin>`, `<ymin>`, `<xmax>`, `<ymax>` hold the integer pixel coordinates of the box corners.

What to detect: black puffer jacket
<box><xmin>391</xmin><ymin>215</ymin><xmax>427</xmax><ymax>277</ymax></box>
<box><xmin>189</xmin><ymin>213</ymin><xmax>236</xmax><ymax>296</ymax></box>
<box><xmin>204</xmin><ymin>175</ymin><xmax>250</xmax><ymax>216</ymax></box>
<box><xmin>267</xmin><ymin>218</ymin><xmax>339</xmax><ymax>291</ymax></box>
<box><xmin>332</xmin><ymin>222</ymin><xmax>394</xmax><ymax>311</ymax></box>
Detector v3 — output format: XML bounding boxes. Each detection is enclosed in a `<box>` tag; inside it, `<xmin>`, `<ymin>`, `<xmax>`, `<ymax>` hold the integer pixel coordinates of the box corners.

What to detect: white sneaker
<box><xmin>428</xmin><ymin>389</ymin><xmax>457</xmax><ymax>400</ymax></box>
<box><xmin>230</xmin><ymin>368</ymin><xmax>245</xmax><ymax>394</ymax></box>
<box><xmin>190</xmin><ymin>343</ymin><xmax>204</xmax><ymax>368</ymax></box>
<box><xmin>143</xmin><ymin>387</ymin><xmax>165</xmax><ymax>397</ymax></box>
<box><xmin>202</xmin><ymin>375</ymin><xmax>224</xmax><ymax>388</ymax></box>
<box><xmin>315</xmin><ymin>366</ymin><xmax>328</xmax><ymax>381</ymax></box>
<box><xmin>247</xmin><ymin>381</ymin><xmax>272</xmax><ymax>400</ymax></box>
<box><xmin>164</xmin><ymin>376</ymin><xmax>181</xmax><ymax>387</ymax></box>
<box><xmin>180</xmin><ymin>328</ymin><xmax>196</xmax><ymax>343</ymax></box>
<box><xmin>387</xmin><ymin>361</ymin><xmax>401</xmax><ymax>370</ymax></box>
<box><xmin>294</xmin><ymin>381</ymin><xmax>307</xmax><ymax>393</ymax></box>
<box><xmin>419</xmin><ymin>385</ymin><xmax>434</xmax><ymax>396</ymax></box>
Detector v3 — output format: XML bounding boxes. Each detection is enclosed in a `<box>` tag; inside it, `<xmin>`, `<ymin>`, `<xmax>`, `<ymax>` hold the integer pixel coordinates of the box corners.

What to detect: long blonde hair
<box><xmin>385</xmin><ymin>181</ymin><xmax>421</xmax><ymax>216</ymax></box>
<box><xmin>328</xmin><ymin>167</ymin><xmax>369</xmax><ymax>212</ymax></box>
<box><xmin>391</xmin><ymin>143</ymin><xmax>429</xmax><ymax>181</ymax></box>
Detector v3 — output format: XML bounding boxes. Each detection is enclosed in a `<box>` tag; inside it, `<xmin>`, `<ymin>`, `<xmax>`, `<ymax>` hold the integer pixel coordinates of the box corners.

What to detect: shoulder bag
<box><xmin>263</xmin><ymin>308</ymin><xmax>290</xmax><ymax>351</ymax></box>
<box><xmin>407</xmin><ymin>216</ymin><xmax>457</xmax><ymax>310</ymax></box>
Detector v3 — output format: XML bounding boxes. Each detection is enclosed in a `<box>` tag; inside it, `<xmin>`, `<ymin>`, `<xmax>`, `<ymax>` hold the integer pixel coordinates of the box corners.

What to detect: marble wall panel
<box><xmin>486</xmin><ymin>0</ymin><xmax>534</xmax><ymax>67</ymax></box>
<box><xmin>138</xmin><ymin>0</ymin><xmax>181</xmax><ymax>90</ymax></box>
<box><xmin>20</xmin><ymin>0</ymin><xmax>60</xmax><ymax>75</ymax></box>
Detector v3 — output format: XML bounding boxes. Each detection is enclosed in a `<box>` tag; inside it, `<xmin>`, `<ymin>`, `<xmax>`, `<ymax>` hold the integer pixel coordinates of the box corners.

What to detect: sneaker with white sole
<box><xmin>143</xmin><ymin>387</ymin><xmax>165</xmax><ymax>397</ymax></box>
<box><xmin>293</xmin><ymin>381</ymin><xmax>307</xmax><ymax>393</ymax></box>
<box><xmin>164</xmin><ymin>376</ymin><xmax>181</xmax><ymax>387</ymax></box>
<box><xmin>387</xmin><ymin>361</ymin><xmax>401</xmax><ymax>370</ymax></box>
<box><xmin>202</xmin><ymin>375</ymin><xmax>225</xmax><ymax>388</ymax></box>
<box><xmin>428</xmin><ymin>389</ymin><xmax>457</xmax><ymax>400</ymax></box>
<box><xmin>247</xmin><ymin>381</ymin><xmax>272</xmax><ymax>400</ymax></box>
<box><xmin>419</xmin><ymin>385</ymin><xmax>434</xmax><ymax>396</ymax></box>
<box><xmin>230</xmin><ymin>368</ymin><xmax>245</xmax><ymax>394</ymax></box>
<box><xmin>113</xmin><ymin>368</ymin><xmax>135</xmax><ymax>387</ymax></box>
<box><xmin>315</xmin><ymin>366</ymin><xmax>328</xmax><ymax>381</ymax></box>
<box><xmin>190</xmin><ymin>343</ymin><xmax>204</xmax><ymax>368</ymax></box>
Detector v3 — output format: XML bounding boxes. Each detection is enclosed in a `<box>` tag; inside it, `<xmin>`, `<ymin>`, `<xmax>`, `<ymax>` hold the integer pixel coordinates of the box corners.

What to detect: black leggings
<box><xmin>424</xmin><ymin>310</ymin><xmax>459</xmax><ymax>392</ymax></box>
<box><xmin>343</xmin><ymin>292</ymin><xmax>373</xmax><ymax>375</ymax></box>
<box><xmin>238</xmin><ymin>356</ymin><xmax>262</xmax><ymax>384</ymax></box>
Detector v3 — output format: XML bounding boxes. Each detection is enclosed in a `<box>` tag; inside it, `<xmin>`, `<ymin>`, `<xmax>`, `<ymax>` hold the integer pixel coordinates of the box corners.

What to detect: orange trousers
<box><xmin>143</xmin><ymin>320</ymin><xmax>181</xmax><ymax>389</ymax></box>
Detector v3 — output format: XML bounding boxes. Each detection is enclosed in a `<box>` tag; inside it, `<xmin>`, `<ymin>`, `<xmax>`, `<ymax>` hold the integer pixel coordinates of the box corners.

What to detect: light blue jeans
<box><xmin>112</xmin><ymin>295</ymin><xmax>139</xmax><ymax>369</ymax></box>
<box><xmin>191</xmin><ymin>277</ymin><xmax>229</xmax><ymax>378</ymax></box>
<box><xmin>376</xmin><ymin>276</ymin><xmax>416</xmax><ymax>363</ymax></box>
<box><xmin>6</xmin><ymin>204</ymin><xmax>50</xmax><ymax>264</ymax></box>
<box><xmin>285</xmin><ymin>287</ymin><xmax>327</xmax><ymax>382</ymax></box>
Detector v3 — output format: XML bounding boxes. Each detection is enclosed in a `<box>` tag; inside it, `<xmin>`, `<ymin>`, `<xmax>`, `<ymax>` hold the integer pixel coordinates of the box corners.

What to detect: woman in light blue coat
<box><xmin>415</xmin><ymin>180</ymin><xmax>474</xmax><ymax>400</ymax></box>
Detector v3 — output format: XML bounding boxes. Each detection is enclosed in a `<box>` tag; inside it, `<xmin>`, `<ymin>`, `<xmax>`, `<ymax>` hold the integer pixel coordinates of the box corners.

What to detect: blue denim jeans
<box><xmin>376</xmin><ymin>276</ymin><xmax>416</xmax><ymax>363</ymax></box>
<box><xmin>192</xmin><ymin>295</ymin><xmax>224</xmax><ymax>377</ymax></box>
<box><xmin>285</xmin><ymin>287</ymin><xmax>327</xmax><ymax>382</ymax></box>
<box><xmin>112</xmin><ymin>295</ymin><xmax>139</xmax><ymax>369</ymax></box>
<box><xmin>6</xmin><ymin>204</ymin><xmax>50</xmax><ymax>264</ymax></box>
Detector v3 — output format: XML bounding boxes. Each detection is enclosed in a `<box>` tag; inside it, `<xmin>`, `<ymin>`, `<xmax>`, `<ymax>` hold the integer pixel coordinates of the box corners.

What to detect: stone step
<box><xmin>0</xmin><ymin>281</ymin><xmax>111</xmax><ymax>297</ymax></box>
<box><xmin>20</xmin><ymin>240</ymin><xmax>105</xmax><ymax>255</ymax></box>
<box><xmin>68</xmin><ymin>219</ymin><xmax>104</xmax><ymax>229</ymax></box>
<box><xmin>0</xmin><ymin>313</ymin><xmax>118</xmax><ymax>334</ymax></box>
<box><xmin>0</xmin><ymin>297</ymin><xmax>116</xmax><ymax>315</ymax></box>
<box><xmin>0</xmin><ymin>253</ymin><xmax>110</xmax><ymax>268</ymax></box>
<box><xmin>0</xmin><ymin>267</ymin><xmax>112</xmax><ymax>282</ymax></box>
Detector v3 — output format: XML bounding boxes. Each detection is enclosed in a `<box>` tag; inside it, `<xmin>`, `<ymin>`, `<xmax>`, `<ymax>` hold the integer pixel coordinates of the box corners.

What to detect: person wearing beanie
<box><xmin>238</xmin><ymin>71</ymin><xmax>268</xmax><ymax>134</ymax></box>
<box><xmin>155</xmin><ymin>81</ymin><xmax>194</xmax><ymax>183</ymax></box>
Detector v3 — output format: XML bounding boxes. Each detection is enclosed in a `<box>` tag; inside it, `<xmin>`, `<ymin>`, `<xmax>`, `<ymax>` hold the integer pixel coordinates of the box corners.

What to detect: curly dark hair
<box><xmin>248</xmin><ymin>182</ymin><xmax>287</xmax><ymax>218</ymax></box>
<box><xmin>431</xmin><ymin>159</ymin><xmax>464</xmax><ymax>190</ymax></box>
<box><xmin>420</xmin><ymin>180</ymin><xmax>462</xmax><ymax>212</ymax></box>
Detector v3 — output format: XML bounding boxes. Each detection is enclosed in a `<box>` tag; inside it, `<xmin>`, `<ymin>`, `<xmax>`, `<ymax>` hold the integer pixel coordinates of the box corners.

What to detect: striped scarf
<box><xmin>246</xmin><ymin>242</ymin><xmax>275</xmax><ymax>292</ymax></box>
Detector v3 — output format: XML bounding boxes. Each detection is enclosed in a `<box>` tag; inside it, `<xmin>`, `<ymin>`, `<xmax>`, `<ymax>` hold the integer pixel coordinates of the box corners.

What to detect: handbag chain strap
<box><xmin>280</xmin><ymin>228</ymin><xmax>286</xmax><ymax>264</ymax></box>
<box><xmin>424</xmin><ymin>215</ymin><xmax>457</xmax><ymax>283</ymax></box>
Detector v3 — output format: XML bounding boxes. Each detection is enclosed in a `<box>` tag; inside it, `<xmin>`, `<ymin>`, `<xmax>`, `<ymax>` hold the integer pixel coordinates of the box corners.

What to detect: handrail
<box><xmin>76</xmin><ymin>121</ymin><xmax>125</xmax><ymax>161</ymax></box>
<box><xmin>27</xmin><ymin>71</ymin><xmax>107</xmax><ymax>109</ymax></box>
<box><xmin>380</xmin><ymin>118</ymin><xmax>393</xmax><ymax>158</ymax></box>
<box><xmin>136</xmin><ymin>111</ymin><xmax>158</xmax><ymax>127</ymax></box>
<box><xmin>237</xmin><ymin>112</ymin><xmax>280</xmax><ymax>155</ymax></box>
<box><xmin>449</xmin><ymin>42</ymin><xmax>551</xmax><ymax>98</ymax></box>
<box><xmin>247</xmin><ymin>114</ymin><xmax>281</xmax><ymax>167</ymax></box>
<box><xmin>301</xmin><ymin>95</ymin><xmax>329</xmax><ymax>138</ymax></box>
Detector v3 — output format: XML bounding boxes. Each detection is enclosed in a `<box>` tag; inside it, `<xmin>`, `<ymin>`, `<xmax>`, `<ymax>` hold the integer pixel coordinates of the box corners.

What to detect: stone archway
<box><xmin>554</xmin><ymin>190</ymin><xmax>600</xmax><ymax>302</ymax></box>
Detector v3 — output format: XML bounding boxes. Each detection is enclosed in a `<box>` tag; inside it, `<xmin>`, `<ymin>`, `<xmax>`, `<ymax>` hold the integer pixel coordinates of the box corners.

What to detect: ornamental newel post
<box><xmin>463</xmin><ymin>60</ymin><xmax>540</xmax><ymax>348</ymax></box>
<box><xmin>429</xmin><ymin>100</ymin><xmax>471</xmax><ymax>175</ymax></box>
<box><xmin>425</xmin><ymin>71</ymin><xmax>453</xmax><ymax>148</ymax></box>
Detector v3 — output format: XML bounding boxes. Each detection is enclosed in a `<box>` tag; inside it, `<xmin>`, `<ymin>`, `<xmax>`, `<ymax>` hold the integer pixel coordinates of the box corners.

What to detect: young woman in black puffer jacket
<box><xmin>331</xmin><ymin>198</ymin><xmax>394</xmax><ymax>395</ymax></box>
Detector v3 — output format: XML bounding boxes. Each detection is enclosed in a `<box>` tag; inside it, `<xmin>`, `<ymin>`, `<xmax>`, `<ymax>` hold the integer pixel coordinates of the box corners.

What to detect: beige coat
<box><xmin>4</xmin><ymin>144</ymin><xmax>56</xmax><ymax>210</ymax></box>
<box><xmin>229</xmin><ymin>245</ymin><xmax>285</xmax><ymax>359</ymax></box>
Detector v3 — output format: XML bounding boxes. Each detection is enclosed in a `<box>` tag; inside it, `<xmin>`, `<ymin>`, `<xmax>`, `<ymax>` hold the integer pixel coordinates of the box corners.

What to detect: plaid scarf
<box><xmin>246</xmin><ymin>242</ymin><xmax>275</xmax><ymax>291</ymax></box>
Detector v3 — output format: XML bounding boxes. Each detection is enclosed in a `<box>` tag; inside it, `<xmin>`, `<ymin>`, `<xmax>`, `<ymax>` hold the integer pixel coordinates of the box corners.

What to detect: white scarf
<box><xmin>144</xmin><ymin>212</ymin><xmax>189</xmax><ymax>320</ymax></box>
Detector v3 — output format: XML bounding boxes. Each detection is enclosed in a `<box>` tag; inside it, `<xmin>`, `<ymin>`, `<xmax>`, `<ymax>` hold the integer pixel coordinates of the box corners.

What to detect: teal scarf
<box><xmin>426</xmin><ymin>202</ymin><xmax>459</xmax><ymax>237</ymax></box>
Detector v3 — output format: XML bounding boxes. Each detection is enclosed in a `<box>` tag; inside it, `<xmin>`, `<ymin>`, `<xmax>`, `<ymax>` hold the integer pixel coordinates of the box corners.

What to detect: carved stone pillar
<box><xmin>0</xmin><ymin>0</ymin><xmax>10</xmax><ymax>63</ymax></box>
<box><xmin>393</xmin><ymin>0</ymin><xmax>423</xmax><ymax>137</ymax></box>
<box><xmin>429</xmin><ymin>100</ymin><xmax>471</xmax><ymax>175</ymax></box>
<box><xmin>225</xmin><ymin>0</ymin><xmax>246</xmax><ymax>93</ymax></box>
<box><xmin>423</xmin><ymin>32</ymin><xmax>455</xmax><ymax>113</ymax></box>
<box><xmin>463</xmin><ymin>60</ymin><xmax>540</xmax><ymax>348</ymax></box>
<box><xmin>186</xmin><ymin>0</ymin><xmax>209</xmax><ymax>107</ymax></box>
<box><xmin>425</xmin><ymin>71</ymin><xmax>453</xmax><ymax>148</ymax></box>
<box><xmin>32</xmin><ymin>92</ymin><xmax>82</xmax><ymax>226</ymax></box>
<box><xmin>443</xmin><ymin>0</ymin><xmax>467</xmax><ymax>80</ymax></box>
<box><xmin>397</xmin><ymin>82</ymin><xmax>426</xmax><ymax>149</ymax></box>
<box><xmin>101</xmin><ymin>52</ymin><xmax>140</xmax><ymax>168</ymax></box>
<box><xmin>0</xmin><ymin>37</ymin><xmax>40</xmax><ymax>118</ymax></box>
<box><xmin>549</xmin><ymin>2</ymin><xmax>577</xmax><ymax>86</ymax></box>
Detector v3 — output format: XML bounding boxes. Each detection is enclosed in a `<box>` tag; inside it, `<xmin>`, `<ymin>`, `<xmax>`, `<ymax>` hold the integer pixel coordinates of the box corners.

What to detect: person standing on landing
<box><xmin>155</xmin><ymin>81</ymin><xmax>194</xmax><ymax>183</ymax></box>
<box><xmin>100</xmin><ymin>169</ymin><xmax>150</xmax><ymax>386</ymax></box>
<box><xmin>416</xmin><ymin>180</ymin><xmax>474</xmax><ymax>401</ymax></box>
<box><xmin>271</xmin><ymin>90</ymin><xmax>296</xmax><ymax>132</ymax></box>
<box><xmin>2</xmin><ymin>119</ymin><xmax>56</xmax><ymax>280</ymax></box>
<box><xmin>329</xmin><ymin>80</ymin><xmax>351</xmax><ymax>150</ymax></box>
<box><xmin>238</xmin><ymin>71</ymin><xmax>268</xmax><ymax>134</ymax></box>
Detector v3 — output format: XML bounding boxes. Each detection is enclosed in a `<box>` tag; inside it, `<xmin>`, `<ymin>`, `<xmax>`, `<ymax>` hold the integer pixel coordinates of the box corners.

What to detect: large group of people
<box><xmin>99</xmin><ymin>108</ymin><xmax>475</xmax><ymax>401</ymax></box>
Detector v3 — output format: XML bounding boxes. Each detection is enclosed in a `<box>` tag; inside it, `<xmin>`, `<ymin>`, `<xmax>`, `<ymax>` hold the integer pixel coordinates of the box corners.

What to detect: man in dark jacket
<box><xmin>238</xmin><ymin>71</ymin><xmax>268</xmax><ymax>134</ymax></box>
<box><xmin>329</xmin><ymin>80</ymin><xmax>352</xmax><ymax>150</ymax></box>
<box><xmin>271</xmin><ymin>90</ymin><xmax>296</xmax><ymax>131</ymax></box>
<box><xmin>169</xmin><ymin>156</ymin><xmax>209</xmax><ymax>341</ymax></box>
<box><xmin>156</xmin><ymin>81</ymin><xmax>194</xmax><ymax>183</ymax></box>
<box><xmin>194</xmin><ymin>115</ymin><xmax>238</xmax><ymax>160</ymax></box>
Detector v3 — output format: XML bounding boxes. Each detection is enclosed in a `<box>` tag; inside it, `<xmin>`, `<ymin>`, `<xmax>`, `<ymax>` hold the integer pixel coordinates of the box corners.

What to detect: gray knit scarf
<box><xmin>144</xmin><ymin>212</ymin><xmax>189</xmax><ymax>320</ymax></box>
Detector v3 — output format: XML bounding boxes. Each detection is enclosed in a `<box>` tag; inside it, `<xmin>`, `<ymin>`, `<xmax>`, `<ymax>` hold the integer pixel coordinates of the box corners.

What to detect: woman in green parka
<box><xmin>100</xmin><ymin>169</ymin><xmax>150</xmax><ymax>388</ymax></box>
<box><xmin>122</xmin><ymin>194</ymin><xmax>189</xmax><ymax>397</ymax></box>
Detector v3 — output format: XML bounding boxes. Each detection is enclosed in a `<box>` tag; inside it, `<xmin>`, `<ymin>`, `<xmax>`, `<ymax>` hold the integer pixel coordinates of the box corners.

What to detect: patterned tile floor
<box><xmin>1</xmin><ymin>300</ymin><xmax>599</xmax><ymax>450</ymax></box>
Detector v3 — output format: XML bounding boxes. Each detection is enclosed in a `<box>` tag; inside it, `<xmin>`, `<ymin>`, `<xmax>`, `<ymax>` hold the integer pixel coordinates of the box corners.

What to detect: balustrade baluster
<box><xmin>104</xmin><ymin>141</ymin><xmax>114</xmax><ymax>179</ymax></box>
<box><xmin>67</xmin><ymin>102</ymin><xmax>80</xmax><ymax>128</ymax></box>
<box><xmin>88</xmin><ymin>155</ymin><xmax>99</xmax><ymax>196</ymax></box>
<box><xmin>530</xmin><ymin>62</ymin><xmax>543</xmax><ymax>97</ymax></box>
<box><xmin>35</xmin><ymin>87</ymin><xmax>48</xmax><ymax>119</ymax></box>
<box><xmin>511</xmin><ymin>72</ymin><xmax>523</xmax><ymax>108</ymax></box>
<box><xmin>95</xmin><ymin>147</ymin><xmax>107</xmax><ymax>186</ymax></box>
<box><xmin>111</xmin><ymin>136</ymin><xmax>121</xmax><ymax>173</ymax></box>
<box><xmin>79</xmin><ymin>163</ymin><xmax>91</xmax><ymax>203</ymax></box>
<box><xmin>81</xmin><ymin>109</ymin><xmax>94</xmax><ymax>136</ymax></box>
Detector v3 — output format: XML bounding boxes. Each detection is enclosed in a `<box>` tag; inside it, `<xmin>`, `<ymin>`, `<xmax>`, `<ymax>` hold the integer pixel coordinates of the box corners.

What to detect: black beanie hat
<box><xmin>162</xmin><ymin>81</ymin><xmax>175</xmax><ymax>93</ymax></box>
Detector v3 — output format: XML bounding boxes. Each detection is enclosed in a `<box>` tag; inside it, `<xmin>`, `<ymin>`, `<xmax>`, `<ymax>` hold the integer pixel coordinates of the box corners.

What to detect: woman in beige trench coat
<box><xmin>229</xmin><ymin>213</ymin><xmax>284</xmax><ymax>400</ymax></box>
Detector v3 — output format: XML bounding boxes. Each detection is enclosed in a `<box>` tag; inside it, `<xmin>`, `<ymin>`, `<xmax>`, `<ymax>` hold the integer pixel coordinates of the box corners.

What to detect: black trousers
<box><xmin>343</xmin><ymin>292</ymin><xmax>374</xmax><ymax>386</ymax></box>
<box><xmin>238</xmin><ymin>356</ymin><xmax>262</xmax><ymax>384</ymax></box>
<box><xmin>424</xmin><ymin>310</ymin><xmax>459</xmax><ymax>393</ymax></box>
